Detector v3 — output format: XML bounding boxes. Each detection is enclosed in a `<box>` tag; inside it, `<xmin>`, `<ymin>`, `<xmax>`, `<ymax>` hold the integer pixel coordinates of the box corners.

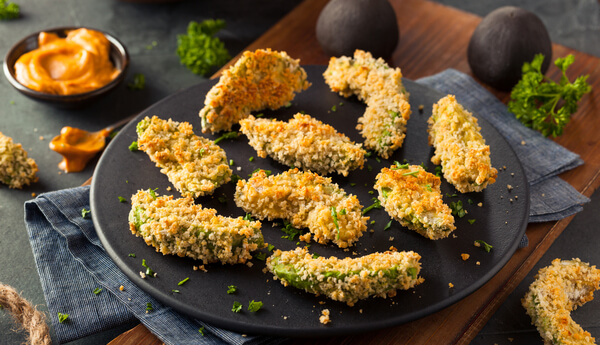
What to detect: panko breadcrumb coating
<box><xmin>234</xmin><ymin>168</ymin><xmax>367</xmax><ymax>248</ymax></box>
<box><xmin>129</xmin><ymin>189</ymin><xmax>265</xmax><ymax>265</ymax></box>
<box><xmin>239</xmin><ymin>113</ymin><xmax>366</xmax><ymax>176</ymax></box>
<box><xmin>522</xmin><ymin>258</ymin><xmax>600</xmax><ymax>345</ymax></box>
<box><xmin>266</xmin><ymin>247</ymin><xmax>423</xmax><ymax>306</ymax></box>
<box><xmin>428</xmin><ymin>95</ymin><xmax>497</xmax><ymax>193</ymax></box>
<box><xmin>323</xmin><ymin>49</ymin><xmax>411</xmax><ymax>159</ymax></box>
<box><xmin>0</xmin><ymin>132</ymin><xmax>38</xmax><ymax>189</ymax></box>
<box><xmin>199</xmin><ymin>49</ymin><xmax>311</xmax><ymax>133</ymax></box>
<box><xmin>136</xmin><ymin>116</ymin><xmax>232</xmax><ymax>198</ymax></box>
<box><xmin>375</xmin><ymin>164</ymin><xmax>455</xmax><ymax>240</ymax></box>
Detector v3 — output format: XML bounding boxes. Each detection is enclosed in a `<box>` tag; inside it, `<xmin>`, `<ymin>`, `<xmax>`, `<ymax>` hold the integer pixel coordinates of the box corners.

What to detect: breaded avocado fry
<box><xmin>0</xmin><ymin>132</ymin><xmax>38</xmax><ymax>189</ymax></box>
<box><xmin>427</xmin><ymin>95</ymin><xmax>498</xmax><ymax>193</ymax></box>
<box><xmin>323</xmin><ymin>49</ymin><xmax>411</xmax><ymax>159</ymax></box>
<box><xmin>129</xmin><ymin>189</ymin><xmax>264</xmax><ymax>265</ymax></box>
<box><xmin>136</xmin><ymin>116</ymin><xmax>232</xmax><ymax>198</ymax></box>
<box><xmin>234</xmin><ymin>168</ymin><xmax>367</xmax><ymax>248</ymax></box>
<box><xmin>522</xmin><ymin>258</ymin><xmax>600</xmax><ymax>345</ymax></box>
<box><xmin>239</xmin><ymin>113</ymin><xmax>366</xmax><ymax>176</ymax></box>
<box><xmin>375</xmin><ymin>164</ymin><xmax>455</xmax><ymax>240</ymax></box>
<box><xmin>266</xmin><ymin>247</ymin><xmax>423</xmax><ymax>306</ymax></box>
<box><xmin>199</xmin><ymin>49</ymin><xmax>311</xmax><ymax>133</ymax></box>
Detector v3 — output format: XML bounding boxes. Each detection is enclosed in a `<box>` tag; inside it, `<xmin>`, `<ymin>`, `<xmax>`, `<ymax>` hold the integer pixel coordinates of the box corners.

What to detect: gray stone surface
<box><xmin>0</xmin><ymin>0</ymin><xmax>597</xmax><ymax>344</ymax></box>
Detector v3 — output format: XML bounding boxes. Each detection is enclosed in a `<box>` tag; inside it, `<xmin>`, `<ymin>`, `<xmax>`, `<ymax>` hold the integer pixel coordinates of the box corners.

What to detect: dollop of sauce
<box><xmin>49</xmin><ymin>126</ymin><xmax>110</xmax><ymax>172</ymax></box>
<box><xmin>14</xmin><ymin>28</ymin><xmax>120</xmax><ymax>95</ymax></box>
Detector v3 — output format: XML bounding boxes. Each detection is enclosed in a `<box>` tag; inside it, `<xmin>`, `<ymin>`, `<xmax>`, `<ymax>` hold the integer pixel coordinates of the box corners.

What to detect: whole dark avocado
<box><xmin>467</xmin><ymin>6</ymin><xmax>552</xmax><ymax>91</ymax></box>
<box><xmin>316</xmin><ymin>0</ymin><xmax>399</xmax><ymax>59</ymax></box>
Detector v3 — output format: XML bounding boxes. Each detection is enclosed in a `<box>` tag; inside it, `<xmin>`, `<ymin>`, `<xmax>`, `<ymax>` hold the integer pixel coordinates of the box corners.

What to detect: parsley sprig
<box><xmin>0</xmin><ymin>0</ymin><xmax>19</xmax><ymax>20</ymax></box>
<box><xmin>176</xmin><ymin>19</ymin><xmax>230</xmax><ymax>76</ymax></box>
<box><xmin>508</xmin><ymin>54</ymin><xmax>591</xmax><ymax>137</ymax></box>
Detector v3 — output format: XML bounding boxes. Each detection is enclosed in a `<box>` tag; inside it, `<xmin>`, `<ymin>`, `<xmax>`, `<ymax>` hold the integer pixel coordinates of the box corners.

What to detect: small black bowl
<box><xmin>3</xmin><ymin>26</ymin><xmax>129</xmax><ymax>108</ymax></box>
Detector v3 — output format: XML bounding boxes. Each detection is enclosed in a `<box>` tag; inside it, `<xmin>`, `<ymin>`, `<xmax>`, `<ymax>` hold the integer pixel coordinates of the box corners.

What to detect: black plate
<box><xmin>91</xmin><ymin>66</ymin><xmax>529</xmax><ymax>338</ymax></box>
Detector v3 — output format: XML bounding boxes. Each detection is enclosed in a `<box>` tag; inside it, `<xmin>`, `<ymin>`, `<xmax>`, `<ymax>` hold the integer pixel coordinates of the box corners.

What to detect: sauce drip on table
<box><xmin>49</xmin><ymin>126</ymin><xmax>111</xmax><ymax>172</ymax></box>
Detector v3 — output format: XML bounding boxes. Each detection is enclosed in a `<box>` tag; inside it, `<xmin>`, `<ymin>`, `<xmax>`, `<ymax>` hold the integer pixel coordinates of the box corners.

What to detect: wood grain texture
<box><xmin>110</xmin><ymin>0</ymin><xmax>600</xmax><ymax>343</ymax></box>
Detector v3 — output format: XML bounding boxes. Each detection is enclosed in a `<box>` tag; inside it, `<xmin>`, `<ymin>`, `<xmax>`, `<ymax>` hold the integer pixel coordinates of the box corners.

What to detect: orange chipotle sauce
<box><xmin>49</xmin><ymin>126</ymin><xmax>111</xmax><ymax>173</ymax></box>
<box><xmin>14</xmin><ymin>28</ymin><xmax>120</xmax><ymax>95</ymax></box>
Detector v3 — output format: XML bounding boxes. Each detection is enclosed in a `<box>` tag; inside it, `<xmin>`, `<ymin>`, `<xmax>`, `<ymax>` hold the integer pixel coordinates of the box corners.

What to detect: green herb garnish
<box><xmin>0</xmin><ymin>0</ymin><xmax>19</xmax><ymax>20</ymax></box>
<box><xmin>142</xmin><ymin>259</ymin><xmax>156</xmax><ymax>277</ymax></box>
<box><xmin>57</xmin><ymin>312</ymin><xmax>69</xmax><ymax>323</ymax></box>
<box><xmin>118</xmin><ymin>196</ymin><xmax>127</xmax><ymax>203</ymax></box>
<box><xmin>213</xmin><ymin>131</ymin><xmax>238</xmax><ymax>144</ymax></box>
<box><xmin>178</xmin><ymin>277</ymin><xmax>190</xmax><ymax>286</ymax></box>
<box><xmin>508</xmin><ymin>54</ymin><xmax>591</xmax><ymax>137</ymax></box>
<box><xmin>475</xmin><ymin>240</ymin><xmax>493</xmax><ymax>253</ymax></box>
<box><xmin>254</xmin><ymin>252</ymin><xmax>266</xmax><ymax>261</ymax></box>
<box><xmin>81</xmin><ymin>208</ymin><xmax>91</xmax><ymax>219</ymax></box>
<box><xmin>198</xmin><ymin>326</ymin><xmax>205</xmax><ymax>336</ymax></box>
<box><xmin>362</xmin><ymin>197</ymin><xmax>382</xmax><ymax>215</ymax></box>
<box><xmin>248</xmin><ymin>300</ymin><xmax>263</xmax><ymax>312</ymax></box>
<box><xmin>128</xmin><ymin>253</ymin><xmax>136</xmax><ymax>258</ymax></box>
<box><xmin>176</xmin><ymin>19</ymin><xmax>230</xmax><ymax>76</ymax></box>
<box><xmin>227</xmin><ymin>285</ymin><xmax>237</xmax><ymax>294</ymax></box>
<box><xmin>172</xmin><ymin>289</ymin><xmax>180</xmax><ymax>293</ymax></box>
<box><xmin>128</xmin><ymin>141</ymin><xmax>138</xmax><ymax>151</ymax></box>
<box><xmin>146</xmin><ymin>302</ymin><xmax>154</xmax><ymax>312</ymax></box>
<box><xmin>384</xmin><ymin>219</ymin><xmax>393</xmax><ymax>231</ymax></box>
<box><xmin>128</xmin><ymin>73</ymin><xmax>146</xmax><ymax>91</ymax></box>
<box><xmin>93</xmin><ymin>288</ymin><xmax>103</xmax><ymax>295</ymax></box>
<box><xmin>468</xmin><ymin>219</ymin><xmax>476</xmax><ymax>224</ymax></box>
<box><xmin>281</xmin><ymin>220</ymin><xmax>303</xmax><ymax>241</ymax></box>
<box><xmin>232</xmin><ymin>301</ymin><xmax>242</xmax><ymax>313</ymax></box>
<box><xmin>449</xmin><ymin>200</ymin><xmax>466</xmax><ymax>218</ymax></box>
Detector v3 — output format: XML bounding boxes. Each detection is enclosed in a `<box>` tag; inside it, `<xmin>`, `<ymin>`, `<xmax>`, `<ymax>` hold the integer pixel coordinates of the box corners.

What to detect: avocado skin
<box><xmin>316</xmin><ymin>0</ymin><xmax>399</xmax><ymax>59</ymax></box>
<box><xmin>467</xmin><ymin>6</ymin><xmax>552</xmax><ymax>91</ymax></box>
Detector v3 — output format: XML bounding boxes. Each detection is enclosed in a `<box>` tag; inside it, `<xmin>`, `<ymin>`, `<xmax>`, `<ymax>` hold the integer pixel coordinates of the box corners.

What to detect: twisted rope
<box><xmin>0</xmin><ymin>282</ymin><xmax>51</xmax><ymax>345</ymax></box>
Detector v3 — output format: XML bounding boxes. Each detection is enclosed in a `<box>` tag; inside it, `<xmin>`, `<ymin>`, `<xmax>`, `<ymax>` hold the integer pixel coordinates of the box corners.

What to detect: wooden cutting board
<box><xmin>110</xmin><ymin>0</ymin><xmax>600</xmax><ymax>344</ymax></box>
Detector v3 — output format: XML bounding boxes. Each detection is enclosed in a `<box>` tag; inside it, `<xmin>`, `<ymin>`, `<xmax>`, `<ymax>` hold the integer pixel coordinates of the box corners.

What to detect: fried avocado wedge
<box><xmin>323</xmin><ymin>49</ymin><xmax>411</xmax><ymax>159</ymax></box>
<box><xmin>0</xmin><ymin>132</ymin><xmax>38</xmax><ymax>189</ymax></box>
<box><xmin>199</xmin><ymin>48</ymin><xmax>311</xmax><ymax>133</ymax></box>
<box><xmin>522</xmin><ymin>258</ymin><xmax>600</xmax><ymax>345</ymax></box>
<box><xmin>136</xmin><ymin>116</ymin><xmax>232</xmax><ymax>198</ymax></box>
<box><xmin>427</xmin><ymin>95</ymin><xmax>498</xmax><ymax>193</ymax></box>
<box><xmin>129</xmin><ymin>189</ymin><xmax>265</xmax><ymax>265</ymax></box>
<box><xmin>267</xmin><ymin>247</ymin><xmax>423</xmax><ymax>306</ymax></box>
<box><xmin>234</xmin><ymin>168</ymin><xmax>367</xmax><ymax>248</ymax></box>
<box><xmin>375</xmin><ymin>164</ymin><xmax>455</xmax><ymax>240</ymax></box>
<box><xmin>239</xmin><ymin>113</ymin><xmax>366</xmax><ymax>176</ymax></box>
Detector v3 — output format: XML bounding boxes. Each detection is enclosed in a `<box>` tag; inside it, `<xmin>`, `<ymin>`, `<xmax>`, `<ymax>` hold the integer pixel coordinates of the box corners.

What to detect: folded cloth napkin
<box><xmin>24</xmin><ymin>69</ymin><xmax>589</xmax><ymax>344</ymax></box>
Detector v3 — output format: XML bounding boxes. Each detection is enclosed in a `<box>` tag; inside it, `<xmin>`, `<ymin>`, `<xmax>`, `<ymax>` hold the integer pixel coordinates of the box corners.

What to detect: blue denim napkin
<box><xmin>25</xmin><ymin>185</ymin><xmax>284</xmax><ymax>345</ymax></box>
<box><xmin>24</xmin><ymin>69</ymin><xmax>588</xmax><ymax>344</ymax></box>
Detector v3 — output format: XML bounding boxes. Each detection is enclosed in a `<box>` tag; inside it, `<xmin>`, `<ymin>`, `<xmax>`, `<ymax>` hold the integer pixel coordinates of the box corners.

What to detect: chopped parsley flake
<box><xmin>129</xmin><ymin>141</ymin><xmax>138</xmax><ymax>151</ymax></box>
<box><xmin>227</xmin><ymin>285</ymin><xmax>237</xmax><ymax>294</ymax></box>
<box><xmin>475</xmin><ymin>240</ymin><xmax>493</xmax><ymax>253</ymax></box>
<box><xmin>148</xmin><ymin>188</ymin><xmax>158</xmax><ymax>199</ymax></box>
<box><xmin>232</xmin><ymin>301</ymin><xmax>242</xmax><ymax>313</ymax></box>
<box><xmin>118</xmin><ymin>196</ymin><xmax>127</xmax><ymax>203</ymax></box>
<box><xmin>468</xmin><ymin>219</ymin><xmax>476</xmax><ymax>224</ymax></box>
<box><xmin>57</xmin><ymin>312</ymin><xmax>69</xmax><ymax>323</ymax></box>
<box><xmin>93</xmin><ymin>288</ymin><xmax>103</xmax><ymax>295</ymax></box>
<box><xmin>243</xmin><ymin>213</ymin><xmax>254</xmax><ymax>221</ymax></box>
<box><xmin>178</xmin><ymin>277</ymin><xmax>190</xmax><ymax>286</ymax></box>
<box><xmin>81</xmin><ymin>208</ymin><xmax>91</xmax><ymax>219</ymax></box>
<box><xmin>449</xmin><ymin>200</ymin><xmax>466</xmax><ymax>218</ymax></box>
<box><xmin>249</xmin><ymin>156</ymin><xmax>254</xmax><ymax>162</ymax></box>
<box><xmin>281</xmin><ymin>220</ymin><xmax>303</xmax><ymax>241</ymax></box>
<box><xmin>229</xmin><ymin>159</ymin><xmax>234</xmax><ymax>166</ymax></box>
<box><xmin>267</xmin><ymin>244</ymin><xmax>275</xmax><ymax>252</ymax></box>
<box><xmin>142</xmin><ymin>259</ymin><xmax>156</xmax><ymax>277</ymax></box>
<box><xmin>128</xmin><ymin>73</ymin><xmax>146</xmax><ymax>91</ymax></box>
<box><xmin>254</xmin><ymin>252</ymin><xmax>266</xmax><ymax>261</ymax></box>
<box><xmin>199</xmin><ymin>326</ymin><xmax>205</xmax><ymax>336</ymax></box>
<box><xmin>312</xmin><ymin>253</ymin><xmax>320</xmax><ymax>259</ymax></box>
<box><xmin>435</xmin><ymin>166</ymin><xmax>443</xmax><ymax>177</ymax></box>
<box><xmin>128</xmin><ymin>253</ymin><xmax>136</xmax><ymax>258</ymax></box>
<box><xmin>384</xmin><ymin>219</ymin><xmax>393</xmax><ymax>230</ymax></box>
<box><xmin>425</xmin><ymin>184</ymin><xmax>432</xmax><ymax>192</ymax></box>
<box><xmin>248</xmin><ymin>300</ymin><xmax>263</xmax><ymax>312</ymax></box>
<box><xmin>172</xmin><ymin>289</ymin><xmax>180</xmax><ymax>293</ymax></box>
<box><xmin>146</xmin><ymin>302</ymin><xmax>154</xmax><ymax>312</ymax></box>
